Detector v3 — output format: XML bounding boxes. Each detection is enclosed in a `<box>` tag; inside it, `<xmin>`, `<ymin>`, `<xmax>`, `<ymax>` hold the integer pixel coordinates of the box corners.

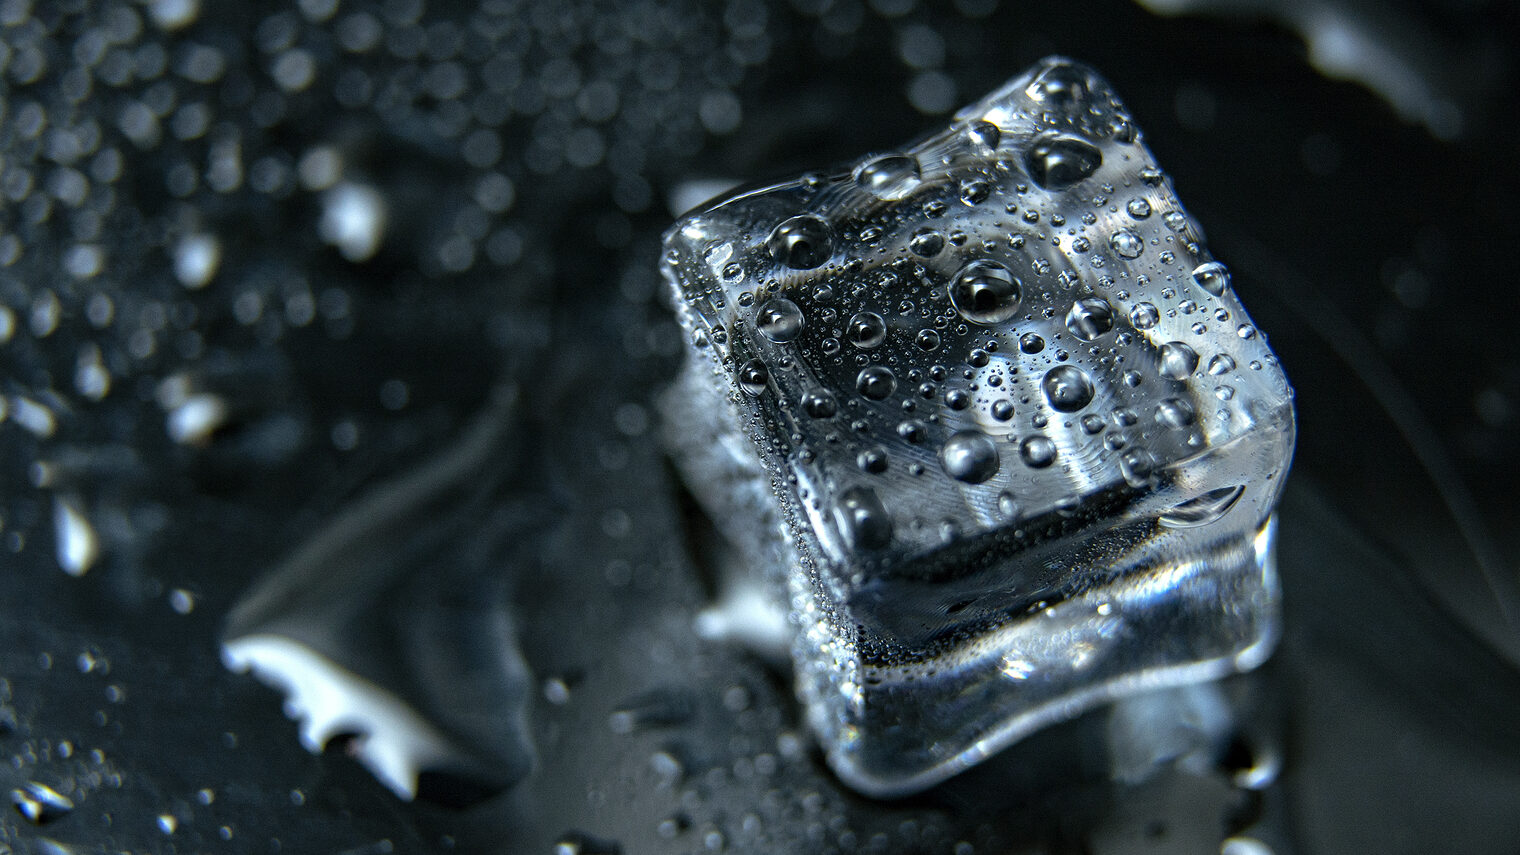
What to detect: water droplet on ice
<box><xmin>856</xmin><ymin>366</ymin><xmax>896</xmax><ymax>400</ymax></box>
<box><xmin>757</xmin><ymin>297</ymin><xmax>805</xmax><ymax>343</ymax></box>
<box><xmin>940</xmin><ymin>431</ymin><xmax>1000</xmax><ymax>484</ymax></box>
<box><xmin>1158</xmin><ymin>342</ymin><xmax>1199</xmax><ymax>379</ymax></box>
<box><xmin>738</xmin><ymin>359</ymin><xmax>769</xmax><ymax>396</ymax></box>
<box><xmin>854</xmin><ymin>154</ymin><xmax>922</xmax><ymax>200</ymax></box>
<box><xmin>1064</xmin><ymin>298</ymin><xmax>1114</xmax><ymax>340</ymax></box>
<box><xmin>1191</xmin><ymin>261</ymin><xmax>1230</xmax><ymax>296</ymax></box>
<box><xmin>1042</xmin><ymin>365</ymin><xmax>1095</xmax><ymax>412</ymax></box>
<box><xmin>1110</xmin><ymin>228</ymin><xmax>1144</xmax><ymax>258</ymax></box>
<box><xmin>768</xmin><ymin>215</ymin><xmax>833</xmax><ymax>269</ymax></box>
<box><xmin>1019</xmin><ymin>435</ymin><xmax>1058</xmax><ymax>468</ymax></box>
<box><xmin>1025</xmin><ymin>136</ymin><xmax>1102</xmax><ymax>190</ymax></box>
<box><xmin>847</xmin><ymin>311</ymin><xmax>887</xmax><ymax>349</ymax></box>
<box><xmin>833</xmin><ymin>486</ymin><xmax>892</xmax><ymax>550</ymax></box>
<box><xmin>948</xmin><ymin>260</ymin><xmax>1021</xmax><ymax>325</ymax></box>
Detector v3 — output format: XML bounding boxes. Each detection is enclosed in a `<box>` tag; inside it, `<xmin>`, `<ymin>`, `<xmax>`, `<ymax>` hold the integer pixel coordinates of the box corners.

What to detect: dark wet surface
<box><xmin>2</xmin><ymin>1</ymin><xmax>1518</xmax><ymax>852</ymax></box>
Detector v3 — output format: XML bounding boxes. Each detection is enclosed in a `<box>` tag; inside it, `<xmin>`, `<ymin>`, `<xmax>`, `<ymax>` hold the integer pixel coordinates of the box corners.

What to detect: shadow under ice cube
<box><xmin>661</xmin><ymin>57</ymin><xmax>1295</xmax><ymax>798</ymax></box>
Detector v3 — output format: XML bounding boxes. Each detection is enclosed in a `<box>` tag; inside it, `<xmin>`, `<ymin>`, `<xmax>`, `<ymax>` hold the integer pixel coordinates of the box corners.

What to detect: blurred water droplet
<box><xmin>833</xmin><ymin>485</ymin><xmax>892</xmax><ymax>550</ymax></box>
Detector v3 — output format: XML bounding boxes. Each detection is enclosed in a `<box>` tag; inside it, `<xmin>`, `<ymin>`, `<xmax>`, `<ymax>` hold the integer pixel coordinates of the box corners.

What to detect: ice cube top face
<box><xmin>662</xmin><ymin>57</ymin><xmax>1295</xmax><ymax>798</ymax></box>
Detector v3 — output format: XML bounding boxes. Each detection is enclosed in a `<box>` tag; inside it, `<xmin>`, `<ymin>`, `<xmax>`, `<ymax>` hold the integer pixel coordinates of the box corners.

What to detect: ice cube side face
<box><xmin>661</xmin><ymin>57</ymin><xmax>1295</xmax><ymax>798</ymax></box>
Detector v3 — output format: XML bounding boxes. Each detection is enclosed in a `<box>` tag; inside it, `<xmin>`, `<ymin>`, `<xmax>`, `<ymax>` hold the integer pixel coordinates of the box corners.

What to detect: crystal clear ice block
<box><xmin>661</xmin><ymin>57</ymin><xmax>1295</xmax><ymax>798</ymax></box>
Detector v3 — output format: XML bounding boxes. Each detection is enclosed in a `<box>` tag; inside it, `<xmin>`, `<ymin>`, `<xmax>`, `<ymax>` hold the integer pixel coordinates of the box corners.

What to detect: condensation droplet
<box><xmin>1191</xmin><ymin>261</ymin><xmax>1231</xmax><ymax>296</ymax></box>
<box><xmin>1019</xmin><ymin>435</ymin><xmax>1057</xmax><ymax>468</ymax></box>
<box><xmin>757</xmin><ymin>297</ymin><xmax>805</xmax><ymax>343</ymax></box>
<box><xmin>1158</xmin><ymin>341</ymin><xmax>1199</xmax><ymax>379</ymax></box>
<box><xmin>1042</xmin><ymin>365</ymin><xmax>1095</xmax><ymax>412</ymax></box>
<box><xmin>940</xmin><ymin>431</ymin><xmax>1000</xmax><ymax>484</ymax></box>
<box><xmin>768</xmin><ymin>216</ymin><xmax>833</xmax><ymax>269</ymax></box>
<box><xmin>1065</xmin><ymin>298</ymin><xmax>1114</xmax><ymax>340</ymax></box>
<box><xmin>854</xmin><ymin>154</ymin><xmax>922</xmax><ymax>201</ymax></box>
<box><xmin>948</xmin><ymin>260</ymin><xmax>1021</xmax><ymax>325</ymax></box>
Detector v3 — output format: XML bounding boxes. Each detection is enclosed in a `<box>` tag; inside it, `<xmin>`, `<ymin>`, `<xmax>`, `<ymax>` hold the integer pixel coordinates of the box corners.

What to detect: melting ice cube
<box><xmin>660</xmin><ymin>56</ymin><xmax>1295</xmax><ymax>798</ymax></box>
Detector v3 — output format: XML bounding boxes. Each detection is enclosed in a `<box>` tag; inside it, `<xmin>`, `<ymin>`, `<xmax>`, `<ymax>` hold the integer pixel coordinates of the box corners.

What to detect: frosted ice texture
<box><xmin>661</xmin><ymin>57</ymin><xmax>1295</xmax><ymax>798</ymax></box>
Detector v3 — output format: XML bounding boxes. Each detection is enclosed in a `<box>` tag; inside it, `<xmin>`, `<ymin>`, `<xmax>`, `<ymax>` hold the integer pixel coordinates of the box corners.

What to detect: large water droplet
<box><xmin>767</xmin><ymin>216</ymin><xmax>833</xmax><ymax>269</ymax></box>
<box><xmin>854</xmin><ymin>154</ymin><xmax>922</xmax><ymax>200</ymax></box>
<box><xmin>1191</xmin><ymin>261</ymin><xmax>1231</xmax><ymax>296</ymax></box>
<box><xmin>1065</xmin><ymin>298</ymin><xmax>1114</xmax><ymax>340</ymax></box>
<box><xmin>757</xmin><ymin>297</ymin><xmax>804</xmax><ymax>343</ymax></box>
<box><xmin>948</xmin><ymin>260</ymin><xmax>1021</xmax><ymax>325</ymax></box>
<box><xmin>1025</xmin><ymin>62</ymin><xmax>1092</xmax><ymax>109</ymax></box>
<box><xmin>909</xmin><ymin>228</ymin><xmax>945</xmax><ymax>257</ymax></box>
<box><xmin>833</xmin><ymin>485</ymin><xmax>892</xmax><ymax>550</ymax></box>
<box><xmin>847</xmin><ymin>311</ymin><xmax>887</xmax><ymax>349</ymax></box>
<box><xmin>1160</xmin><ymin>485</ymin><xmax>1244</xmax><ymax>528</ymax></box>
<box><xmin>856</xmin><ymin>366</ymin><xmax>896</xmax><ymax>400</ymax></box>
<box><xmin>1025</xmin><ymin>136</ymin><xmax>1102</xmax><ymax>190</ymax></box>
<box><xmin>1110</xmin><ymin>229</ymin><xmax>1144</xmax><ymax>258</ymax></box>
<box><xmin>1158</xmin><ymin>341</ymin><xmax>1199</xmax><ymax>379</ymax></box>
<box><xmin>1042</xmin><ymin>365</ymin><xmax>1095</xmax><ymax>412</ymax></box>
<box><xmin>1019</xmin><ymin>435</ymin><xmax>1057</xmax><ymax>468</ymax></box>
<box><xmin>737</xmin><ymin>359</ymin><xmax>769</xmax><ymax>395</ymax></box>
<box><xmin>965</xmin><ymin>120</ymin><xmax>1001</xmax><ymax>152</ymax></box>
<box><xmin>940</xmin><ymin>431</ymin><xmax>1000</xmax><ymax>484</ymax></box>
<box><xmin>802</xmin><ymin>389</ymin><xmax>838</xmax><ymax>418</ymax></box>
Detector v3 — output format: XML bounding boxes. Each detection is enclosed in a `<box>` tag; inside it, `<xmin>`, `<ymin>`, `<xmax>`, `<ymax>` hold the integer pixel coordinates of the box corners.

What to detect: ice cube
<box><xmin>660</xmin><ymin>56</ymin><xmax>1294</xmax><ymax>798</ymax></box>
